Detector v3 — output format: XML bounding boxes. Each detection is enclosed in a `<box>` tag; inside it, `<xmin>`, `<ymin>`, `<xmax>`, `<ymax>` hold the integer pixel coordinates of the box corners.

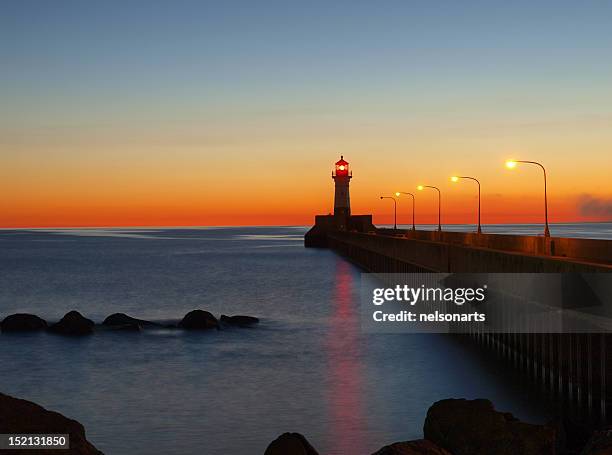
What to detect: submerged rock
<box><xmin>423</xmin><ymin>398</ymin><xmax>556</xmax><ymax>455</ymax></box>
<box><xmin>1</xmin><ymin>313</ymin><xmax>47</xmax><ymax>332</ymax></box>
<box><xmin>102</xmin><ymin>313</ymin><xmax>158</xmax><ymax>329</ymax></box>
<box><xmin>105</xmin><ymin>323</ymin><xmax>141</xmax><ymax>332</ymax></box>
<box><xmin>0</xmin><ymin>392</ymin><xmax>103</xmax><ymax>454</ymax></box>
<box><xmin>371</xmin><ymin>440</ymin><xmax>451</xmax><ymax>454</ymax></box>
<box><xmin>178</xmin><ymin>310</ymin><xmax>219</xmax><ymax>330</ymax></box>
<box><xmin>49</xmin><ymin>311</ymin><xmax>95</xmax><ymax>336</ymax></box>
<box><xmin>264</xmin><ymin>432</ymin><xmax>319</xmax><ymax>455</ymax></box>
<box><xmin>220</xmin><ymin>314</ymin><xmax>259</xmax><ymax>326</ymax></box>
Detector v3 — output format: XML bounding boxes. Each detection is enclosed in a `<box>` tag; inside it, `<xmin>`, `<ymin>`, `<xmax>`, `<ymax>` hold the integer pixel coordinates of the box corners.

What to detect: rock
<box><xmin>220</xmin><ymin>314</ymin><xmax>259</xmax><ymax>326</ymax></box>
<box><xmin>372</xmin><ymin>439</ymin><xmax>451</xmax><ymax>454</ymax></box>
<box><xmin>1</xmin><ymin>313</ymin><xmax>47</xmax><ymax>332</ymax></box>
<box><xmin>48</xmin><ymin>311</ymin><xmax>95</xmax><ymax>336</ymax></box>
<box><xmin>423</xmin><ymin>398</ymin><xmax>556</xmax><ymax>455</ymax></box>
<box><xmin>178</xmin><ymin>310</ymin><xmax>219</xmax><ymax>330</ymax></box>
<box><xmin>105</xmin><ymin>323</ymin><xmax>141</xmax><ymax>332</ymax></box>
<box><xmin>548</xmin><ymin>416</ymin><xmax>592</xmax><ymax>453</ymax></box>
<box><xmin>581</xmin><ymin>430</ymin><xmax>612</xmax><ymax>455</ymax></box>
<box><xmin>102</xmin><ymin>313</ymin><xmax>158</xmax><ymax>328</ymax></box>
<box><xmin>0</xmin><ymin>392</ymin><xmax>103</xmax><ymax>454</ymax></box>
<box><xmin>264</xmin><ymin>432</ymin><xmax>319</xmax><ymax>455</ymax></box>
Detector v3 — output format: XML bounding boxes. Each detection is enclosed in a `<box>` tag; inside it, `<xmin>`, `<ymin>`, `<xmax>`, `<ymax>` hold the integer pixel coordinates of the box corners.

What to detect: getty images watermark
<box><xmin>360</xmin><ymin>273</ymin><xmax>612</xmax><ymax>334</ymax></box>
<box><xmin>372</xmin><ymin>283</ymin><xmax>487</xmax><ymax>323</ymax></box>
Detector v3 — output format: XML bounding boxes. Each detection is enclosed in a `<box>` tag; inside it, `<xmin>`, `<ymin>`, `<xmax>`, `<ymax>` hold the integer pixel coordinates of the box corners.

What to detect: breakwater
<box><xmin>324</xmin><ymin>230</ymin><xmax>611</xmax><ymax>273</ymax></box>
<box><xmin>305</xmin><ymin>223</ymin><xmax>612</xmax><ymax>426</ymax></box>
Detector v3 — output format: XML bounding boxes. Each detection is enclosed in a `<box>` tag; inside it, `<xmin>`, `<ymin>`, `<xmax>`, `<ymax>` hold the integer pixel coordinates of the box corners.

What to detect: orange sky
<box><xmin>2</xmin><ymin>135</ymin><xmax>611</xmax><ymax>227</ymax></box>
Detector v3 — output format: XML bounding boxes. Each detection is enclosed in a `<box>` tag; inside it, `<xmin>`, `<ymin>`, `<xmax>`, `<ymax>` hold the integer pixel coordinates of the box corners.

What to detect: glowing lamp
<box><xmin>395</xmin><ymin>192</ymin><xmax>400</xmax><ymax>197</ymax></box>
<box><xmin>334</xmin><ymin>156</ymin><xmax>349</xmax><ymax>176</ymax></box>
<box><xmin>450</xmin><ymin>176</ymin><xmax>459</xmax><ymax>182</ymax></box>
<box><xmin>417</xmin><ymin>185</ymin><xmax>424</xmax><ymax>191</ymax></box>
<box><xmin>502</xmin><ymin>158</ymin><xmax>551</xmax><ymax>237</ymax></box>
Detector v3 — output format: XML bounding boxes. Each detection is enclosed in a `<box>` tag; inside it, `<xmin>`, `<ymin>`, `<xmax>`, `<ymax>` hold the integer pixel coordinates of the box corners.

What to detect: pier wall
<box><xmin>376</xmin><ymin>228</ymin><xmax>612</xmax><ymax>265</ymax></box>
<box><xmin>469</xmin><ymin>332</ymin><xmax>612</xmax><ymax>427</ymax></box>
<box><xmin>327</xmin><ymin>231</ymin><xmax>611</xmax><ymax>273</ymax></box>
<box><xmin>316</xmin><ymin>229</ymin><xmax>612</xmax><ymax>426</ymax></box>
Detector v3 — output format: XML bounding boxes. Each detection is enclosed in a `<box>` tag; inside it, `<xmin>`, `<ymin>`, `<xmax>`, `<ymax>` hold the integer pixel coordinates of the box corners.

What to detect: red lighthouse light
<box><xmin>335</xmin><ymin>156</ymin><xmax>349</xmax><ymax>176</ymax></box>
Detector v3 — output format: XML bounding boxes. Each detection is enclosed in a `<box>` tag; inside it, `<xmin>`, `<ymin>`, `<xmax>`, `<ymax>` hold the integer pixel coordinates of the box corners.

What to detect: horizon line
<box><xmin>1</xmin><ymin>220</ymin><xmax>611</xmax><ymax>230</ymax></box>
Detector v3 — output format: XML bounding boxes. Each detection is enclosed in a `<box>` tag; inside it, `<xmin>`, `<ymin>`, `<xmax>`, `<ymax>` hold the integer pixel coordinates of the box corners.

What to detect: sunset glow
<box><xmin>1</xmin><ymin>2</ymin><xmax>611</xmax><ymax>228</ymax></box>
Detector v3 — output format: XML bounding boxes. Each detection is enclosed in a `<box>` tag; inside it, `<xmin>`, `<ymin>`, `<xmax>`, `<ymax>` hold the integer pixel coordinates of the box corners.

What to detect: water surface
<box><xmin>0</xmin><ymin>226</ymin><xmax>579</xmax><ymax>454</ymax></box>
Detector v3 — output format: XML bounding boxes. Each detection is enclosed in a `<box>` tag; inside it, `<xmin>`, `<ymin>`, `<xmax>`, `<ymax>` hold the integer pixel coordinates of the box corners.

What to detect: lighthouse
<box><xmin>332</xmin><ymin>156</ymin><xmax>351</xmax><ymax>229</ymax></box>
<box><xmin>304</xmin><ymin>156</ymin><xmax>372</xmax><ymax>246</ymax></box>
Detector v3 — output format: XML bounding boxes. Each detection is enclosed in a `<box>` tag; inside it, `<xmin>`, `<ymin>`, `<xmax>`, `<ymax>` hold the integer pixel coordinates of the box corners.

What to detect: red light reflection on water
<box><xmin>324</xmin><ymin>258</ymin><xmax>368</xmax><ymax>454</ymax></box>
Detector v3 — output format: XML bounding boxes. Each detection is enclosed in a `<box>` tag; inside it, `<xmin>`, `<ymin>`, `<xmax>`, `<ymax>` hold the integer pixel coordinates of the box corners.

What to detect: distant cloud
<box><xmin>578</xmin><ymin>194</ymin><xmax>612</xmax><ymax>218</ymax></box>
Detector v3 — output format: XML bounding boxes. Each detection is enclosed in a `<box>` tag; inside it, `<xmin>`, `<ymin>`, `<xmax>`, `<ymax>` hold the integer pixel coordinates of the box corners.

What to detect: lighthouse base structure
<box><xmin>304</xmin><ymin>214</ymin><xmax>375</xmax><ymax>247</ymax></box>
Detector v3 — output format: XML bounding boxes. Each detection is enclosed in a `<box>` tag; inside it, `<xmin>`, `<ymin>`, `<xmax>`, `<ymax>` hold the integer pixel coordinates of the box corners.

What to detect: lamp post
<box><xmin>505</xmin><ymin>160</ymin><xmax>550</xmax><ymax>237</ymax></box>
<box><xmin>395</xmin><ymin>192</ymin><xmax>416</xmax><ymax>230</ymax></box>
<box><xmin>450</xmin><ymin>176</ymin><xmax>482</xmax><ymax>234</ymax></box>
<box><xmin>417</xmin><ymin>185</ymin><xmax>441</xmax><ymax>231</ymax></box>
<box><xmin>380</xmin><ymin>196</ymin><xmax>397</xmax><ymax>230</ymax></box>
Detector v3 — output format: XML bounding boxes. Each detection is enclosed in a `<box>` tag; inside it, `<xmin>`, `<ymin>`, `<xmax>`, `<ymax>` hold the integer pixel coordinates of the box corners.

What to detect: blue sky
<box><xmin>3</xmin><ymin>1</ymin><xmax>612</xmax><ymax>124</ymax></box>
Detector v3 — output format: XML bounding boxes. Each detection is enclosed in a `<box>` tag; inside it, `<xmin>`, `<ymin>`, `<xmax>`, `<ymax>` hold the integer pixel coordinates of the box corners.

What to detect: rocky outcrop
<box><xmin>102</xmin><ymin>313</ymin><xmax>158</xmax><ymax>330</ymax></box>
<box><xmin>549</xmin><ymin>416</ymin><xmax>592</xmax><ymax>454</ymax></box>
<box><xmin>220</xmin><ymin>314</ymin><xmax>259</xmax><ymax>326</ymax></box>
<box><xmin>264</xmin><ymin>432</ymin><xmax>319</xmax><ymax>455</ymax></box>
<box><xmin>1</xmin><ymin>314</ymin><xmax>47</xmax><ymax>332</ymax></box>
<box><xmin>423</xmin><ymin>398</ymin><xmax>556</xmax><ymax>455</ymax></box>
<box><xmin>48</xmin><ymin>311</ymin><xmax>95</xmax><ymax>336</ymax></box>
<box><xmin>0</xmin><ymin>392</ymin><xmax>103</xmax><ymax>454</ymax></box>
<box><xmin>178</xmin><ymin>310</ymin><xmax>219</xmax><ymax>330</ymax></box>
<box><xmin>581</xmin><ymin>430</ymin><xmax>612</xmax><ymax>455</ymax></box>
<box><xmin>372</xmin><ymin>440</ymin><xmax>451</xmax><ymax>454</ymax></box>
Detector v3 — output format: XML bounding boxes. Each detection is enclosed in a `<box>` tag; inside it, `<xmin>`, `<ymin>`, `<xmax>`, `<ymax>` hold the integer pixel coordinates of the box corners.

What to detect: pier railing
<box><xmin>374</xmin><ymin>228</ymin><xmax>612</xmax><ymax>266</ymax></box>
<box><xmin>329</xmin><ymin>230</ymin><xmax>611</xmax><ymax>273</ymax></box>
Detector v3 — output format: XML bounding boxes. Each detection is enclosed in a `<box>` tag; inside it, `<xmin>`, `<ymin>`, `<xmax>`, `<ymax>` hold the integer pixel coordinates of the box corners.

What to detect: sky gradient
<box><xmin>2</xmin><ymin>0</ymin><xmax>612</xmax><ymax>227</ymax></box>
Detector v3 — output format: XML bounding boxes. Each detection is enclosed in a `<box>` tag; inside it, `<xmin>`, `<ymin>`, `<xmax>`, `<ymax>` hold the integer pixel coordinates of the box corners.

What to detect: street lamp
<box><xmin>505</xmin><ymin>159</ymin><xmax>550</xmax><ymax>237</ymax></box>
<box><xmin>417</xmin><ymin>185</ymin><xmax>441</xmax><ymax>231</ymax></box>
<box><xmin>395</xmin><ymin>191</ymin><xmax>416</xmax><ymax>230</ymax></box>
<box><xmin>380</xmin><ymin>196</ymin><xmax>397</xmax><ymax>230</ymax></box>
<box><xmin>450</xmin><ymin>175</ymin><xmax>482</xmax><ymax>234</ymax></box>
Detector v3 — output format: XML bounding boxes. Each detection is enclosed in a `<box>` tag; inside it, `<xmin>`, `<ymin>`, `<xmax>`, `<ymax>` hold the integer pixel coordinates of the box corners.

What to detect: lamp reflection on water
<box><xmin>325</xmin><ymin>258</ymin><xmax>369</xmax><ymax>454</ymax></box>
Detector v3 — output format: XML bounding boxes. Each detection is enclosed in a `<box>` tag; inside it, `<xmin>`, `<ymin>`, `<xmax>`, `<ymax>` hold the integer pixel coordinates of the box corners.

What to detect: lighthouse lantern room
<box><xmin>332</xmin><ymin>155</ymin><xmax>352</xmax><ymax>229</ymax></box>
<box><xmin>335</xmin><ymin>156</ymin><xmax>349</xmax><ymax>176</ymax></box>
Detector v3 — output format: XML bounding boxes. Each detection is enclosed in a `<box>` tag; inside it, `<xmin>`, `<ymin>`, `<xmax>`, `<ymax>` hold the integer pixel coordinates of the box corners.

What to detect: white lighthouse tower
<box><xmin>332</xmin><ymin>156</ymin><xmax>351</xmax><ymax>229</ymax></box>
<box><xmin>305</xmin><ymin>155</ymin><xmax>373</xmax><ymax>246</ymax></box>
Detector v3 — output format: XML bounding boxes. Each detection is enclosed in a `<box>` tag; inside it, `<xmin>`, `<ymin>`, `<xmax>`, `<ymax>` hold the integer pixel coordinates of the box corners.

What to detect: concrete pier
<box><xmin>305</xmin><ymin>219</ymin><xmax>612</xmax><ymax>426</ymax></box>
<box><xmin>307</xmin><ymin>222</ymin><xmax>611</xmax><ymax>272</ymax></box>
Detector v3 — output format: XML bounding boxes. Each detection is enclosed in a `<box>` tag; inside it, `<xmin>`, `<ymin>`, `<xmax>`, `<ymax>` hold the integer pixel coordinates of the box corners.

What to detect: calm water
<box><xmin>1</xmin><ymin>225</ymin><xmax>604</xmax><ymax>454</ymax></box>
